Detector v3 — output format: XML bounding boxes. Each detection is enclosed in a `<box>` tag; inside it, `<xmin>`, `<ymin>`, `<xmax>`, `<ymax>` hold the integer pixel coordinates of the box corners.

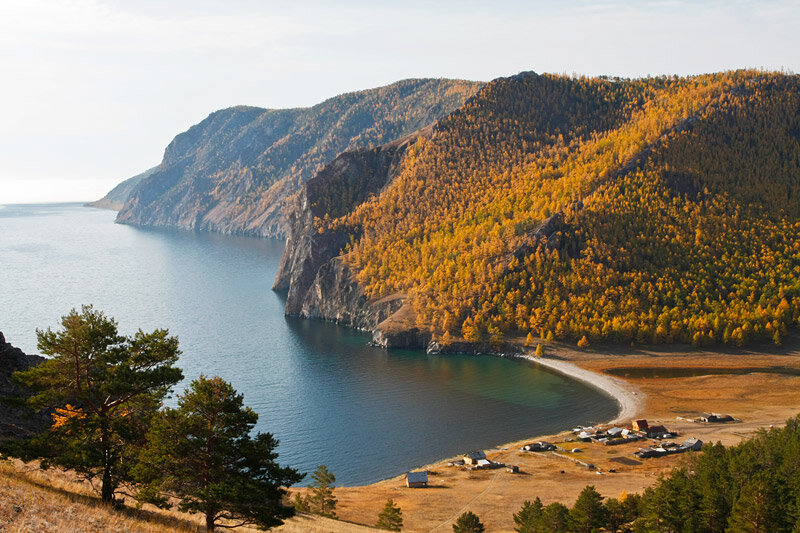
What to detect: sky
<box><xmin>1</xmin><ymin>0</ymin><xmax>798</xmax><ymax>204</ymax></box>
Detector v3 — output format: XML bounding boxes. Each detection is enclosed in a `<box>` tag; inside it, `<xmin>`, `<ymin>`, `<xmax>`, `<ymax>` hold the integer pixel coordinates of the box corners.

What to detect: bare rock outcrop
<box><xmin>0</xmin><ymin>332</ymin><xmax>46</xmax><ymax>441</ymax></box>
<box><xmin>275</xmin><ymin>132</ymin><xmax>422</xmax><ymax>333</ymax></box>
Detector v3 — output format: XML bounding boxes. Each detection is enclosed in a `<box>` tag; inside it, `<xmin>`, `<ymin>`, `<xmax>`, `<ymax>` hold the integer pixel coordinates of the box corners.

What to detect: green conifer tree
<box><xmin>727</xmin><ymin>474</ymin><xmax>782</xmax><ymax>533</ymax></box>
<box><xmin>375</xmin><ymin>499</ymin><xmax>403</xmax><ymax>531</ymax></box>
<box><xmin>133</xmin><ymin>376</ymin><xmax>303</xmax><ymax>531</ymax></box>
<box><xmin>569</xmin><ymin>485</ymin><xmax>607</xmax><ymax>532</ymax></box>
<box><xmin>513</xmin><ymin>498</ymin><xmax>543</xmax><ymax>532</ymax></box>
<box><xmin>452</xmin><ymin>511</ymin><xmax>485</xmax><ymax>533</ymax></box>
<box><xmin>308</xmin><ymin>464</ymin><xmax>338</xmax><ymax>518</ymax></box>
<box><xmin>12</xmin><ymin>305</ymin><xmax>183</xmax><ymax>503</ymax></box>
<box><xmin>542</xmin><ymin>502</ymin><xmax>570</xmax><ymax>532</ymax></box>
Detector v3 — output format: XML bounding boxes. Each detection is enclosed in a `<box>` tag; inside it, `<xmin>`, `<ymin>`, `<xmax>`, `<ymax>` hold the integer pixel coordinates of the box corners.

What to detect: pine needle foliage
<box><xmin>10</xmin><ymin>305</ymin><xmax>183</xmax><ymax>503</ymax></box>
<box><xmin>375</xmin><ymin>498</ymin><xmax>403</xmax><ymax>531</ymax></box>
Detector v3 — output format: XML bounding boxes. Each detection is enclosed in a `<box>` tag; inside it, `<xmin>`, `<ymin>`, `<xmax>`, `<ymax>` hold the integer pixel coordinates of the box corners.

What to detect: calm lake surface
<box><xmin>0</xmin><ymin>203</ymin><xmax>617</xmax><ymax>485</ymax></box>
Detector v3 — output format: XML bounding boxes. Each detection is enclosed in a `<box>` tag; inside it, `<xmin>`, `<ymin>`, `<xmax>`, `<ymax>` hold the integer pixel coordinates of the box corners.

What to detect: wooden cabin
<box><xmin>406</xmin><ymin>471</ymin><xmax>428</xmax><ymax>488</ymax></box>
<box><xmin>463</xmin><ymin>451</ymin><xmax>487</xmax><ymax>465</ymax></box>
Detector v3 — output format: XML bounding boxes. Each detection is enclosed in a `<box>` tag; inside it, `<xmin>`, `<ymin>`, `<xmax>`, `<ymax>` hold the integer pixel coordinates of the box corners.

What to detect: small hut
<box><xmin>607</xmin><ymin>427</ymin><xmax>624</xmax><ymax>438</ymax></box>
<box><xmin>646</xmin><ymin>425</ymin><xmax>670</xmax><ymax>438</ymax></box>
<box><xmin>682</xmin><ymin>437</ymin><xmax>703</xmax><ymax>451</ymax></box>
<box><xmin>406</xmin><ymin>471</ymin><xmax>428</xmax><ymax>488</ymax></box>
<box><xmin>463</xmin><ymin>451</ymin><xmax>487</xmax><ymax>465</ymax></box>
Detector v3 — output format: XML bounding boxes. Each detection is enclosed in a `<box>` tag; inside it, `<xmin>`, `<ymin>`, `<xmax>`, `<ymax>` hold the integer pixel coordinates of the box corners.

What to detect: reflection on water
<box><xmin>0</xmin><ymin>203</ymin><xmax>618</xmax><ymax>485</ymax></box>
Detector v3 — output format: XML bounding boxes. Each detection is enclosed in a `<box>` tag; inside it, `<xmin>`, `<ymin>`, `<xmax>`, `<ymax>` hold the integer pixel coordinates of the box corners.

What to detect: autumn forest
<box><xmin>308</xmin><ymin>71</ymin><xmax>800</xmax><ymax>348</ymax></box>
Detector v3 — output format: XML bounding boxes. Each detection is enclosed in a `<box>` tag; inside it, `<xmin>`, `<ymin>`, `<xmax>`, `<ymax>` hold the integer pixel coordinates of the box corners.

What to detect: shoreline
<box><xmin>345</xmin><ymin>350</ymin><xmax>646</xmax><ymax>489</ymax></box>
<box><xmin>521</xmin><ymin>354</ymin><xmax>644</xmax><ymax>425</ymax></box>
<box><xmin>390</xmin><ymin>352</ymin><xmax>645</xmax><ymax>478</ymax></box>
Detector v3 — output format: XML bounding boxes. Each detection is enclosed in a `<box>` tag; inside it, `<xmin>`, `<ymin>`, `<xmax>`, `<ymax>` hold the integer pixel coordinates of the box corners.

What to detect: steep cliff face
<box><xmin>275</xmin><ymin>132</ymin><xmax>421</xmax><ymax>331</ymax></box>
<box><xmin>0</xmin><ymin>332</ymin><xmax>45</xmax><ymax>441</ymax></box>
<box><xmin>115</xmin><ymin>79</ymin><xmax>483</xmax><ymax>237</ymax></box>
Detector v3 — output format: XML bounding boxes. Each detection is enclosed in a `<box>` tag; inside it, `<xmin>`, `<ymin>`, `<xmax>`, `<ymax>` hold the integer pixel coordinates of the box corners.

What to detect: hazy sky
<box><xmin>1</xmin><ymin>0</ymin><xmax>798</xmax><ymax>203</ymax></box>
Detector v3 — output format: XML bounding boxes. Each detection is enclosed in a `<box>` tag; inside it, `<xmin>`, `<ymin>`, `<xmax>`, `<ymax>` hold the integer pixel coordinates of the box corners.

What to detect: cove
<box><xmin>0</xmin><ymin>203</ymin><xmax>618</xmax><ymax>485</ymax></box>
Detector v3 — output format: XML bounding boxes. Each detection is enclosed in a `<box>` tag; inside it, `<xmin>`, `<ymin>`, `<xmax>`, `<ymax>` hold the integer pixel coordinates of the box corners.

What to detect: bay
<box><xmin>0</xmin><ymin>202</ymin><xmax>617</xmax><ymax>485</ymax></box>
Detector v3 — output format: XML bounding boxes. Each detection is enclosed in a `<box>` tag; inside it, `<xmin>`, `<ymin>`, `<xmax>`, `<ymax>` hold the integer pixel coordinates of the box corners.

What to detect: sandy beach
<box><xmin>279</xmin><ymin>337</ymin><xmax>800</xmax><ymax>532</ymax></box>
<box><xmin>519</xmin><ymin>354</ymin><xmax>644</xmax><ymax>424</ymax></box>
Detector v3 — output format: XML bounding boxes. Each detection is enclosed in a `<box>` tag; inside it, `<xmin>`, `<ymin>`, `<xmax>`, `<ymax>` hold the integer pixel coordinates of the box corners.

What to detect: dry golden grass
<box><xmin>0</xmin><ymin>459</ymin><xmax>207</xmax><ymax>532</ymax></box>
<box><xmin>0</xmin><ymin>459</ymin><xmax>374</xmax><ymax>532</ymax></box>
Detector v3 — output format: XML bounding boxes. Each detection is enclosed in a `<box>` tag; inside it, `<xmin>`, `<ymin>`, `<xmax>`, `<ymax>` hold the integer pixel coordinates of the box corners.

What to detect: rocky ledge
<box><xmin>0</xmin><ymin>332</ymin><xmax>45</xmax><ymax>441</ymax></box>
<box><xmin>274</xmin><ymin>131</ymin><xmax>426</xmax><ymax>336</ymax></box>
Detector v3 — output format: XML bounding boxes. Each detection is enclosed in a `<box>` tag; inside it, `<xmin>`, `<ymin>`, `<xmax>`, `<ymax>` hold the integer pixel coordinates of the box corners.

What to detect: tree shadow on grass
<box><xmin>3</xmin><ymin>465</ymin><xmax>205</xmax><ymax>532</ymax></box>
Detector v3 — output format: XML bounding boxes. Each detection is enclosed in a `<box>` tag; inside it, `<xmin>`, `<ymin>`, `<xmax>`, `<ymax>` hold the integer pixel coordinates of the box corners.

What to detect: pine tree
<box><xmin>535</xmin><ymin>344</ymin><xmax>545</xmax><ymax>357</ymax></box>
<box><xmin>726</xmin><ymin>474</ymin><xmax>782</xmax><ymax>533</ymax></box>
<box><xmin>452</xmin><ymin>511</ymin><xmax>485</xmax><ymax>533</ymax></box>
<box><xmin>133</xmin><ymin>376</ymin><xmax>303</xmax><ymax>531</ymax></box>
<box><xmin>542</xmin><ymin>502</ymin><xmax>570</xmax><ymax>532</ymax></box>
<box><xmin>308</xmin><ymin>464</ymin><xmax>338</xmax><ymax>518</ymax></box>
<box><xmin>642</xmin><ymin>469</ymin><xmax>699</xmax><ymax>532</ymax></box>
<box><xmin>569</xmin><ymin>485</ymin><xmax>607</xmax><ymax>532</ymax></box>
<box><xmin>603</xmin><ymin>497</ymin><xmax>629</xmax><ymax>532</ymax></box>
<box><xmin>375</xmin><ymin>499</ymin><xmax>403</xmax><ymax>531</ymax></box>
<box><xmin>293</xmin><ymin>493</ymin><xmax>309</xmax><ymax>513</ymax></box>
<box><xmin>12</xmin><ymin>305</ymin><xmax>183</xmax><ymax>503</ymax></box>
<box><xmin>513</xmin><ymin>498</ymin><xmax>543</xmax><ymax>532</ymax></box>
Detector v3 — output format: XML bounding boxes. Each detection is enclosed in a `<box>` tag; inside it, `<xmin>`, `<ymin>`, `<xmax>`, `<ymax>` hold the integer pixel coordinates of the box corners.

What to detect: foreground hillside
<box><xmin>114</xmin><ymin>79</ymin><xmax>482</xmax><ymax>237</ymax></box>
<box><xmin>280</xmin><ymin>70</ymin><xmax>800</xmax><ymax>349</ymax></box>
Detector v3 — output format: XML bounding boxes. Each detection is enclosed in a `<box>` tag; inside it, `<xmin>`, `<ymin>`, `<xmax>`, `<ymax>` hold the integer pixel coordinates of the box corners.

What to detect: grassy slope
<box><xmin>0</xmin><ymin>460</ymin><xmax>374</xmax><ymax>532</ymax></box>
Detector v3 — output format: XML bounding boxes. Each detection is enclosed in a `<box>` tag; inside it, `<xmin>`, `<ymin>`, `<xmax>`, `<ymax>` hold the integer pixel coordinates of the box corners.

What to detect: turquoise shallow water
<box><xmin>0</xmin><ymin>203</ymin><xmax>617</xmax><ymax>485</ymax></box>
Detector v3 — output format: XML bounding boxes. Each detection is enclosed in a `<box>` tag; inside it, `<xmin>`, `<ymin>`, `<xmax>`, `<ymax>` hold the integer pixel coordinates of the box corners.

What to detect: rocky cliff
<box><xmin>0</xmin><ymin>332</ymin><xmax>45</xmax><ymax>441</ymax></box>
<box><xmin>115</xmin><ymin>79</ymin><xmax>483</xmax><ymax>238</ymax></box>
<box><xmin>275</xmin><ymin>132</ymin><xmax>422</xmax><ymax>333</ymax></box>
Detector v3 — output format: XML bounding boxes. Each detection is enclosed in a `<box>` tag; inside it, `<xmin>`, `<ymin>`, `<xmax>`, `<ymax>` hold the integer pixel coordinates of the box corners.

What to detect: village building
<box><xmin>406</xmin><ymin>471</ymin><xmax>428</xmax><ymax>488</ymax></box>
<box><xmin>701</xmin><ymin>413</ymin><xmax>735</xmax><ymax>423</ymax></box>
<box><xmin>522</xmin><ymin>441</ymin><xmax>556</xmax><ymax>452</ymax></box>
<box><xmin>683</xmin><ymin>437</ymin><xmax>703</xmax><ymax>451</ymax></box>
<box><xmin>475</xmin><ymin>458</ymin><xmax>492</xmax><ymax>469</ymax></box>
<box><xmin>607</xmin><ymin>427</ymin><xmax>624</xmax><ymax>438</ymax></box>
<box><xmin>645</xmin><ymin>424</ymin><xmax>671</xmax><ymax>438</ymax></box>
<box><xmin>463</xmin><ymin>451</ymin><xmax>487</xmax><ymax>465</ymax></box>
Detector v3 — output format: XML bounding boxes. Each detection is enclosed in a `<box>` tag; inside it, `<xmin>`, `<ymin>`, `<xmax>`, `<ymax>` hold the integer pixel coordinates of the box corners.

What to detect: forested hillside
<box><xmin>290</xmin><ymin>70</ymin><xmax>800</xmax><ymax>348</ymax></box>
<box><xmin>114</xmin><ymin>79</ymin><xmax>482</xmax><ymax>237</ymax></box>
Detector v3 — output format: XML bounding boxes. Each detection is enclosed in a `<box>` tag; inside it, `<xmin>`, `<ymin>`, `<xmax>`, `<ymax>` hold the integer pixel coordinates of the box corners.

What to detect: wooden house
<box><xmin>406</xmin><ymin>471</ymin><xmax>428</xmax><ymax>488</ymax></box>
<box><xmin>463</xmin><ymin>451</ymin><xmax>487</xmax><ymax>465</ymax></box>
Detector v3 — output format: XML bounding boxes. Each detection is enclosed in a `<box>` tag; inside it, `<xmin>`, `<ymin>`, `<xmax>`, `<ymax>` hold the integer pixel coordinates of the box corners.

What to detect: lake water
<box><xmin>0</xmin><ymin>203</ymin><xmax>617</xmax><ymax>485</ymax></box>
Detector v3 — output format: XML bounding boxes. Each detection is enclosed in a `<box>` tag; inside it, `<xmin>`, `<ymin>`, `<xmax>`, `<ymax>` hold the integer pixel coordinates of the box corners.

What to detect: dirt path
<box><xmin>427</xmin><ymin>469</ymin><xmax>503</xmax><ymax>532</ymax></box>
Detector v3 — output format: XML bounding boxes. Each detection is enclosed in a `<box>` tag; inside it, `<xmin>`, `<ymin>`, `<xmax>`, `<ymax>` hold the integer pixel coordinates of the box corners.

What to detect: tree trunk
<box><xmin>206</xmin><ymin>510</ymin><xmax>215</xmax><ymax>531</ymax></box>
<box><xmin>100</xmin><ymin>416</ymin><xmax>114</xmax><ymax>503</ymax></box>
